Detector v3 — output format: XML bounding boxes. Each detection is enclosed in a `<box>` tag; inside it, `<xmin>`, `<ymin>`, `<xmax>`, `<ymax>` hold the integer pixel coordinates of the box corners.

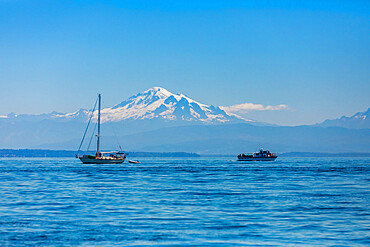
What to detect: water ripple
<box><xmin>0</xmin><ymin>157</ymin><xmax>369</xmax><ymax>246</ymax></box>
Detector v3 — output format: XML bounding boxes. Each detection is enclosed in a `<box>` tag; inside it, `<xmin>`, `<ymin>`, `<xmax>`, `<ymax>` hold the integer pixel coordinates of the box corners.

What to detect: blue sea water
<box><xmin>0</xmin><ymin>157</ymin><xmax>369</xmax><ymax>246</ymax></box>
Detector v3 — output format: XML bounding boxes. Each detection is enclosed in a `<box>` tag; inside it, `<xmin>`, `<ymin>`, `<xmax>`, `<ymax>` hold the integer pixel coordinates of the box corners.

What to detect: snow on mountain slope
<box><xmin>55</xmin><ymin>109</ymin><xmax>91</xmax><ymax>121</ymax></box>
<box><xmin>97</xmin><ymin>87</ymin><xmax>249</xmax><ymax>123</ymax></box>
<box><xmin>1</xmin><ymin>109</ymin><xmax>91</xmax><ymax>122</ymax></box>
<box><xmin>316</xmin><ymin>107</ymin><xmax>370</xmax><ymax>129</ymax></box>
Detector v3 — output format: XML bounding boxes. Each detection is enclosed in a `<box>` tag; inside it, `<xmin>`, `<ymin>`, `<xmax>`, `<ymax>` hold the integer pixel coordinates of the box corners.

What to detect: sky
<box><xmin>0</xmin><ymin>0</ymin><xmax>369</xmax><ymax>126</ymax></box>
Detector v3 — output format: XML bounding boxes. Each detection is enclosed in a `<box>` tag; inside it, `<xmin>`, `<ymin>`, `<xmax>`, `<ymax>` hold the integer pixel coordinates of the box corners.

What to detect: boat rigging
<box><xmin>76</xmin><ymin>94</ymin><xmax>127</xmax><ymax>164</ymax></box>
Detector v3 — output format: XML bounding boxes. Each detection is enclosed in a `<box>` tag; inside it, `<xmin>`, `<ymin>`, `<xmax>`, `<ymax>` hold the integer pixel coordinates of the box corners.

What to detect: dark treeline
<box><xmin>0</xmin><ymin>149</ymin><xmax>200</xmax><ymax>158</ymax></box>
<box><xmin>280</xmin><ymin>152</ymin><xmax>370</xmax><ymax>157</ymax></box>
<box><xmin>0</xmin><ymin>149</ymin><xmax>77</xmax><ymax>157</ymax></box>
<box><xmin>201</xmin><ymin>152</ymin><xmax>370</xmax><ymax>157</ymax></box>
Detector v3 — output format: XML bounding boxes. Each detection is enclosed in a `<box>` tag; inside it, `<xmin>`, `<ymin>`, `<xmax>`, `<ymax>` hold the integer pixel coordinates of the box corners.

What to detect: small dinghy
<box><xmin>128</xmin><ymin>160</ymin><xmax>140</xmax><ymax>164</ymax></box>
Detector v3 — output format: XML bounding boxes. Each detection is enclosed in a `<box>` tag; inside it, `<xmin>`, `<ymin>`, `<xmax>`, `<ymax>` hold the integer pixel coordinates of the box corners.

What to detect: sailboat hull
<box><xmin>79</xmin><ymin>157</ymin><xmax>125</xmax><ymax>164</ymax></box>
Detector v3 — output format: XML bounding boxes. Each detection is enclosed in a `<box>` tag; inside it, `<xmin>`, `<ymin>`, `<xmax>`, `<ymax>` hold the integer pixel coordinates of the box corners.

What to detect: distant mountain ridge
<box><xmin>3</xmin><ymin>109</ymin><xmax>91</xmax><ymax>122</ymax></box>
<box><xmin>37</xmin><ymin>123</ymin><xmax>370</xmax><ymax>154</ymax></box>
<box><xmin>316</xmin><ymin>107</ymin><xmax>370</xmax><ymax>129</ymax></box>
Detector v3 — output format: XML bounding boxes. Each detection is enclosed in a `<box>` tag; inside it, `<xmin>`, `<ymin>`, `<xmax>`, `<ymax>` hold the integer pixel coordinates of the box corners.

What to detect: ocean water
<box><xmin>0</xmin><ymin>157</ymin><xmax>369</xmax><ymax>246</ymax></box>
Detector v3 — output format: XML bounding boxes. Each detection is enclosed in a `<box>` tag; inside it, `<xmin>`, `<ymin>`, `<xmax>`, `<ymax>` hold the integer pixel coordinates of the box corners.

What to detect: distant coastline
<box><xmin>202</xmin><ymin>152</ymin><xmax>370</xmax><ymax>157</ymax></box>
<box><xmin>0</xmin><ymin>149</ymin><xmax>200</xmax><ymax>158</ymax></box>
<box><xmin>279</xmin><ymin>152</ymin><xmax>370</xmax><ymax>157</ymax></box>
<box><xmin>0</xmin><ymin>149</ymin><xmax>369</xmax><ymax>158</ymax></box>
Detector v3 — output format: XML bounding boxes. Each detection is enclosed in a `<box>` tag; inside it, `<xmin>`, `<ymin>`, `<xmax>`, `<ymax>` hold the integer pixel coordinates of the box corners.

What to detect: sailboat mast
<box><xmin>97</xmin><ymin>94</ymin><xmax>101</xmax><ymax>154</ymax></box>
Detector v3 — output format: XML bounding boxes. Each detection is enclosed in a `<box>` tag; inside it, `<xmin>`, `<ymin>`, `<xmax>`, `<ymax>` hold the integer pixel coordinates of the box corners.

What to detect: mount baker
<box><xmin>48</xmin><ymin>87</ymin><xmax>252</xmax><ymax>124</ymax></box>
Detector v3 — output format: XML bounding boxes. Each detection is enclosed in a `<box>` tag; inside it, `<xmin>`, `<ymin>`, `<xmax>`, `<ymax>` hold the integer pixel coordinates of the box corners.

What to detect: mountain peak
<box><xmin>317</xmin><ymin>107</ymin><xmax>370</xmax><ymax>129</ymax></box>
<box><xmin>144</xmin><ymin>87</ymin><xmax>173</xmax><ymax>98</ymax></box>
<box><xmin>97</xmin><ymin>87</ymin><xmax>247</xmax><ymax>123</ymax></box>
<box><xmin>142</xmin><ymin>87</ymin><xmax>195</xmax><ymax>103</ymax></box>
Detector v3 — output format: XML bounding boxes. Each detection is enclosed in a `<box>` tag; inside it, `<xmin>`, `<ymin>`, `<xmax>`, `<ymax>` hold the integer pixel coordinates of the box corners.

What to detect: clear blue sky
<box><xmin>0</xmin><ymin>0</ymin><xmax>369</xmax><ymax>125</ymax></box>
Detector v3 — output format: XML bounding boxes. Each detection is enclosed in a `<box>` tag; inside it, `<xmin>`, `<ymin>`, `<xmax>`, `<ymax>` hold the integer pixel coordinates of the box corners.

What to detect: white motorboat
<box><xmin>238</xmin><ymin>148</ymin><xmax>277</xmax><ymax>161</ymax></box>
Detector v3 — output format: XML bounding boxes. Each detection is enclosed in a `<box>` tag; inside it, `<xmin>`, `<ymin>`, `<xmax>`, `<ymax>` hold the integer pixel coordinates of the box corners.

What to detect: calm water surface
<box><xmin>0</xmin><ymin>157</ymin><xmax>369</xmax><ymax>246</ymax></box>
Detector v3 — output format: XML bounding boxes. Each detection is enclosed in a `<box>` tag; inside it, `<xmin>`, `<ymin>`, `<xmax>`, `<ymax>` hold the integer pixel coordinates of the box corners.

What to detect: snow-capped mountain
<box><xmin>2</xmin><ymin>87</ymin><xmax>251</xmax><ymax>124</ymax></box>
<box><xmin>316</xmin><ymin>107</ymin><xmax>370</xmax><ymax>129</ymax></box>
<box><xmin>72</xmin><ymin>87</ymin><xmax>250</xmax><ymax>123</ymax></box>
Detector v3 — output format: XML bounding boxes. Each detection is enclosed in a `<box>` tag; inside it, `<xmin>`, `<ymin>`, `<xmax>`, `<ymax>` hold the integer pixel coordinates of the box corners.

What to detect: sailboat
<box><xmin>76</xmin><ymin>94</ymin><xmax>126</xmax><ymax>164</ymax></box>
